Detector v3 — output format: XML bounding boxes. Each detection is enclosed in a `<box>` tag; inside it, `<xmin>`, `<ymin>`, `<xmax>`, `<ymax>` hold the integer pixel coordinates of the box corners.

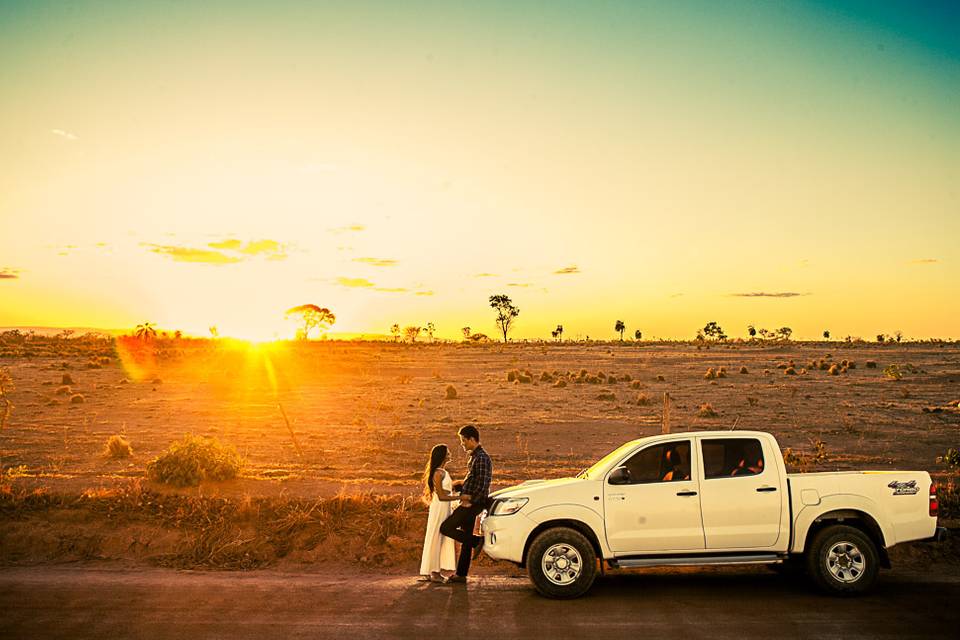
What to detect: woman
<box><xmin>419</xmin><ymin>444</ymin><xmax>459</xmax><ymax>582</ymax></box>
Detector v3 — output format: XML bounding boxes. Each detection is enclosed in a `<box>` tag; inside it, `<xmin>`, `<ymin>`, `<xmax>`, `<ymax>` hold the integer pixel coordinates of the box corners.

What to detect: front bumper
<box><xmin>482</xmin><ymin>512</ymin><xmax>537</xmax><ymax>564</ymax></box>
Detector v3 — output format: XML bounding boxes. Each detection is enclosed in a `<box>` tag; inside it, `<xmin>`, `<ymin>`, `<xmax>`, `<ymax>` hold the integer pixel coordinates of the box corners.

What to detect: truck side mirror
<box><xmin>608</xmin><ymin>466</ymin><xmax>632</xmax><ymax>485</ymax></box>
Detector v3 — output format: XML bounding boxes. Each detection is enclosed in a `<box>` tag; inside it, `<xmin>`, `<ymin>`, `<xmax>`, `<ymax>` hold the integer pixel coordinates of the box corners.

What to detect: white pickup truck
<box><xmin>482</xmin><ymin>430</ymin><xmax>945</xmax><ymax>598</ymax></box>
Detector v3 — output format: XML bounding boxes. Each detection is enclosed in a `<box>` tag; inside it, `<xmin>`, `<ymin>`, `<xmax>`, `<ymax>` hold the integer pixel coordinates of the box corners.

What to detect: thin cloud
<box><xmin>473</xmin><ymin>272</ymin><xmax>498</xmax><ymax>278</ymax></box>
<box><xmin>354</xmin><ymin>257</ymin><xmax>398</xmax><ymax>267</ymax></box>
<box><xmin>208</xmin><ymin>239</ymin><xmax>243</xmax><ymax>250</ymax></box>
<box><xmin>0</xmin><ymin>268</ymin><xmax>20</xmax><ymax>280</ymax></box>
<box><xmin>415</xmin><ymin>290</ymin><xmax>434</xmax><ymax>296</ymax></box>
<box><xmin>145</xmin><ymin>244</ymin><xmax>242</xmax><ymax>265</ymax></box>
<box><xmin>669</xmin><ymin>293</ymin><xmax>684</xmax><ymax>299</ymax></box>
<box><xmin>729</xmin><ymin>292</ymin><xmax>807</xmax><ymax>298</ymax></box>
<box><xmin>374</xmin><ymin>287</ymin><xmax>409</xmax><ymax>293</ymax></box>
<box><xmin>336</xmin><ymin>277</ymin><xmax>376</xmax><ymax>288</ymax></box>
<box><xmin>554</xmin><ymin>265</ymin><xmax>580</xmax><ymax>275</ymax></box>
<box><xmin>507</xmin><ymin>283</ymin><xmax>531</xmax><ymax>288</ymax></box>
<box><xmin>910</xmin><ymin>258</ymin><xmax>939</xmax><ymax>265</ymax></box>
<box><xmin>329</xmin><ymin>224</ymin><xmax>366</xmax><ymax>234</ymax></box>
<box><xmin>50</xmin><ymin>128</ymin><xmax>78</xmax><ymax>140</ymax></box>
<box><xmin>239</xmin><ymin>239</ymin><xmax>288</xmax><ymax>260</ymax></box>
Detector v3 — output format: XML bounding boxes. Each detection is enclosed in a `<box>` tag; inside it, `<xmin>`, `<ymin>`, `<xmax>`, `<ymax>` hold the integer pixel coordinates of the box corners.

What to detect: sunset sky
<box><xmin>2</xmin><ymin>1</ymin><xmax>958</xmax><ymax>341</ymax></box>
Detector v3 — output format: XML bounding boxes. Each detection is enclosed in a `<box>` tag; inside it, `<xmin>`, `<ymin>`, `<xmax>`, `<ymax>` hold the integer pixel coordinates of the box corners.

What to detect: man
<box><xmin>439</xmin><ymin>424</ymin><xmax>492</xmax><ymax>583</ymax></box>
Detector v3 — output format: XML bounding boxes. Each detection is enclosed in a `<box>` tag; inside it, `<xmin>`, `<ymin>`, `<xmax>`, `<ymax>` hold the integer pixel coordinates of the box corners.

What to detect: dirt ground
<box><xmin>2</xmin><ymin>341</ymin><xmax>958</xmax><ymax>499</ymax></box>
<box><xmin>2</xmin><ymin>565</ymin><xmax>959</xmax><ymax>640</ymax></box>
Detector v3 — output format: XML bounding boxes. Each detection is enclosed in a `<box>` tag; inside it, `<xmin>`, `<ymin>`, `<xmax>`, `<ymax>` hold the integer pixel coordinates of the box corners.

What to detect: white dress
<box><xmin>419</xmin><ymin>469</ymin><xmax>457</xmax><ymax>575</ymax></box>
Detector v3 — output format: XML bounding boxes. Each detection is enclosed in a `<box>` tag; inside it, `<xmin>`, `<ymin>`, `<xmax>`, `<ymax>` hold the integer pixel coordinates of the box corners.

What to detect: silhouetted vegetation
<box><xmin>489</xmin><ymin>294</ymin><xmax>519</xmax><ymax>342</ymax></box>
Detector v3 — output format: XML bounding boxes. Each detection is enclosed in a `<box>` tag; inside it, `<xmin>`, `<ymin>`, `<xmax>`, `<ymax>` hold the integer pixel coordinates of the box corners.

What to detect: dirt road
<box><xmin>1</xmin><ymin>566</ymin><xmax>957</xmax><ymax>639</ymax></box>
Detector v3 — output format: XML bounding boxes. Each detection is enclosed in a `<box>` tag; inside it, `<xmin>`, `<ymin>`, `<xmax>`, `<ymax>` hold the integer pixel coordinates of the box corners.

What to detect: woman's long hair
<box><xmin>422</xmin><ymin>444</ymin><xmax>448</xmax><ymax>504</ymax></box>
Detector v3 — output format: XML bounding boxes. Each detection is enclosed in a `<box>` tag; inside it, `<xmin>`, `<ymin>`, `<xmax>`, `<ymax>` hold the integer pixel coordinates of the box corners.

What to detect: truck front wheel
<box><xmin>806</xmin><ymin>524</ymin><xmax>879</xmax><ymax>595</ymax></box>
<box><xmin>527</xmin><ymin>527</ymin><xmax>598</xmax><ymax>599</ymax></box>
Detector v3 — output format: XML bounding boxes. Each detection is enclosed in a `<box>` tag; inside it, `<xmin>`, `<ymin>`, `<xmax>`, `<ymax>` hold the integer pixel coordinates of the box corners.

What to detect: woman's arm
<box><xmin>433</xmin><ymin>470</ymin><xmax>459</xmax><ymax>501</ymax></box>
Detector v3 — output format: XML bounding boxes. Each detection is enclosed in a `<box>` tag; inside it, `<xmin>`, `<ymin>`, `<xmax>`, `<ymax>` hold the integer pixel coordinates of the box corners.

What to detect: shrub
<box><xmin>655</xmin><ymin>374</ymin><xmax>665</xmax><ymax>382</ymax></box>
<box><xmin>621</xmin><ymin>374</ymin><xmax>632</xmax><ymax>382</ymax></box>
<box><xmin>630</xmin><ymin>380</ymin><xmax>643</xmax><ymax>389</ymax></box>
<box><xmin>61</xmin><ymin>373</ymin><xmax>75</xmax><ymax>385</ymax></box>
<box><xmin>883</xmin><ymin>364</ymin><xmax>903</xmax><ymax>380</ymax></box>
<box><xmin>717</xmin><ymin>367</ymin><xmax>727</xmax><ymax>378</ymax></box>
<box><xmin>846</xmin><ymin>361</ymin><xmax>856</xmax><ymax>369</ymax></box>
<box><xmin>704</xmin><ymin>368</ymin><xmax>717</xmax><ymax>380</ymax></box>
<box><xmin>585</xmin><ymin>375</ymin><xmax>600</xmax><ymax>384</ymax></box>
<box><xmin>785</xmin><ymin>366</ymin><xmax>797</xmax><ymax>375</ymax></box>
<box><xmin>937</xmin><ymin>448</ymin><xmax>960</xmax><ymax>472</ymax></box>
<box><xmin>55</xmin><ymin>385</ymin><xmax>71</xmax><ymax>396</ymax></box>
<box><xmin>539</xmin><ymin>371</ymin><xmax>553</xmax><ymax>382</ymax></box>
<box><xmin>636</xmin><ymin>393</ymin><xmax>651</xmax><ymax>406</ymax></box>
<box><xmin>828</xmin><ymin>364</ymin><xmax>840</xmax><ymax>376</ymax></box>
<box><xmin>506</xmin><ymin>370</ymin><xmax>518</xmax><ymax>382</ymax></box>
<box><xmin>147</xmin><ymin>435</ymin><xmax>242</xmax><ymax>487</ymax></box>
<box><xmin>739</xmin><ymin>366</ymin><xmax>749</xmax><ymax>374</ymax></box>
<box><xmin>517</xmin><ymin>374</ymin><xmax>532</xmax><ymax>384</ymax></box>
<box><xmin>553</xmin><ymin>379</ymin><xmax>567</xmax><ymax>388</ymax></box>
<box><xmin>865</xmin><ymin>360</ymin><xmax>878</xmax><ymax>369</ymax></box>
<box><xmin>445</xmin><ymin>385</ymin><xmax>458</xmax><ymax>399</ymax></box>
<box><xmin>596</xmin><ymin>392</ymin><xmax>617</xmax><ymax>401</ymax></box>
<box><xmin>697</xmin><ymin>403</ymin><xmax>719</xmax><ymax>418</ymax></box>
<box><xmin>747</xmin><ymin>397</ymin><xmax>759</xmax><ymax>407</ymax></box>
<box><xmin>105</xmin><ymin>435</ymin><xmax>133</xmax><ymax>459</ymax></box>
<box><xmin>776</xmin><ymin>363</ymin><xmax>788</xmax><ymax>370</ymax></box>
<box><xmin>70</xmin><ymin>393</ymin><xmax>85</xmax><ymax>404</ymax></box>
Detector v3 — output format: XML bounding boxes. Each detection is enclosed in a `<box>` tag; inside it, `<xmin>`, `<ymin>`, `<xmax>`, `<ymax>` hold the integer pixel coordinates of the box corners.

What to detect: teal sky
<box><xmin>1</xmin><ymin>1</ymin><xmax>958</xmax><ymax>340</ymax></box>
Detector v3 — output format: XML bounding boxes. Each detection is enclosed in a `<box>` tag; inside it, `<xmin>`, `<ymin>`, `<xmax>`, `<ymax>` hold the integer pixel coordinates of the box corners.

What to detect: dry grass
<box><xmin>104</xmin><ymin>435</ymin><xmax>133</xmax><ymax>459</ymax></box>
<box><xmin>697</xmin><ymin>403</ymin><xmax>719</xmax><ymax>418</ymax></box>
<box><xmin>0</xmin><ymin>483</ymin><xmax>421</xmax><ymax>570</ymax></box>
<box><xmin>147</xmin><ymin>435</ymin><xmax>242</xmax><ymax>487</ymax></box>
<box><xmin>444</xmin><ymin>385</ymin><xmax>458</xmax><ymax>399</ymax></box>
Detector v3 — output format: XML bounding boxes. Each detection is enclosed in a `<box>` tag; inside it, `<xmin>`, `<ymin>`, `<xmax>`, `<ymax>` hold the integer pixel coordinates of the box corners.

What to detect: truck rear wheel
<box><xmin>527</xmin><ymin>527</ymin><xmax>597</xmax><ymax>599</ymax></box>
<box><xmin>806</xmin><ymin>524</ymin><xmax>879</xmax><ymax>595</ymax></box>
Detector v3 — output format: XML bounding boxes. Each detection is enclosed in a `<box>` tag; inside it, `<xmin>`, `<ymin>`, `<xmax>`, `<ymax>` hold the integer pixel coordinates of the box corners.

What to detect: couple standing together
<box><xmin>419</xmin><ymin>424</ymin><xmax>492</xmax><ymax>584</ymax></box>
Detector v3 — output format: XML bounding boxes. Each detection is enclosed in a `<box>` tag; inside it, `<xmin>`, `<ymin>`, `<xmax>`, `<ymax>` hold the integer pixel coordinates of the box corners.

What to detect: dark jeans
<box><xmin>439</xmin><ymin>503</ymin><xmax>484</xmax><ymax>577</ymax></box>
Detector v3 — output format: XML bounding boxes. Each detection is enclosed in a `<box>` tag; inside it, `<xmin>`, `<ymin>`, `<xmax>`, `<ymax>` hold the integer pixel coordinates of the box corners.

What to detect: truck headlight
<box><xmin>491</xmin><ymin>497</ymin><xmax>528</xmax><ymax>516</ymax></box>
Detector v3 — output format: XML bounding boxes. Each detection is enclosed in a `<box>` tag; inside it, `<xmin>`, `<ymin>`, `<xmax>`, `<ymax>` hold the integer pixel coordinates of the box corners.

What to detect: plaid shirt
<box><xmin>461</xmin><ymin>445</ymin><xmax>492</xmax><ymax>501</ymax></box>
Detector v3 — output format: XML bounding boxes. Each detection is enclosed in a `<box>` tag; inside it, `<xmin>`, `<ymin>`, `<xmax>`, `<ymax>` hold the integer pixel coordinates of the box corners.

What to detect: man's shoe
<box><xmin>471</xmin><ymin>537</ymin><xmax>485</xmax><ymax>560</ymax></box>
<box><xmin>444</xmin><ymin>575</ymin><xmax>467</xmax><ymax>584</ymax></box>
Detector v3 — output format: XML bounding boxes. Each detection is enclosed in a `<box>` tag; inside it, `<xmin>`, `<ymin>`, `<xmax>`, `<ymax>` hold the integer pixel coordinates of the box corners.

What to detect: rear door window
<box><xmin>702</xmin><ymin>438</ymin><xmax>765</xmax><ymax>479</ymax></box>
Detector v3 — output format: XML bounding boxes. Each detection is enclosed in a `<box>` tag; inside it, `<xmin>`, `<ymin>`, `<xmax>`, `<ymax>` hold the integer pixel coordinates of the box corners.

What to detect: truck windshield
<box><xmin>578</xmin><ymin>441</ymin><xmax>638</xmax><ymax>480</ymax></box>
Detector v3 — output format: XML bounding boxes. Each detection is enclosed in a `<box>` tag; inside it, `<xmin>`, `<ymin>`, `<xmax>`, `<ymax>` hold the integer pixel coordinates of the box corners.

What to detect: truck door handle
<box><xmin>756</xmin><ymin>486</ymin><xmax>777</xmax><ymax>492</ymax></box>
<box><xmin>676</xmin><ymin>491</ymin><xmax>698</xmax><ymax>497</ymax></box>
<box><xmin>608</xmin><ymin>493</ymin><xmax>626</xmax><ymax>500</ymax></box>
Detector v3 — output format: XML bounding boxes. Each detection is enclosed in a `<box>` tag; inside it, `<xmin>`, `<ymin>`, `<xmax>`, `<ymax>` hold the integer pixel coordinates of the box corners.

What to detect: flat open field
<box><xmin>2</xmin><ymin>340</ymin><xmax>959</xmax><ymax>498</ymax></box>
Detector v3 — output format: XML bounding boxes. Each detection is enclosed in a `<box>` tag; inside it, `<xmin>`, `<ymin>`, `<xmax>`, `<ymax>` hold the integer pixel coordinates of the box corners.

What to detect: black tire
<box><xmin>805</xmin><ymin>524</ymin><xmax>879</xmax><ymax>595</ymax></box>
<box><xmin>526</xmin><ymin>527</ymin><xmax>598</xmax><ymax>599</ymax></box>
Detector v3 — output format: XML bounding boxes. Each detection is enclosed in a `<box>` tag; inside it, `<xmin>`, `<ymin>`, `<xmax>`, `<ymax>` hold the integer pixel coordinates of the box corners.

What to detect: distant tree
<box><xmin>489</xmin><ymin>294</ymin><xmax>520</xmax><ymax>343</ymax></box>
<box><xmin>877</xmin><ymin>334</ymin><xmax>886</xmax><ymax>343</ymax></box>
<box><xmin>823</xmin><ymin>330</ymin><xmax>830</xmax><ymax>340</ymax></box>
<box><xmin>551</xmin><ymin>324</ymin><xmax>564</xmax><ymax>342</ymax></box>
<box><xmin>615</xmin><ymin>320</ymin><xmax>626</xmax><ymax>341</ymax></box>
<box><xmin>403</xmin><ymin>325</ymin><xmax>422</xmax><ymax>343</ymax></box>
<box><xmin>634</xmin><ymin>329</ymin><xmax>642</xmax><ymax>341</ymax></box>
<box><xmin>208</xmin><ymin>326</ymin><xmax>219</xmax><ymax>339</ymax></box>
<box><xmin>776</xmin><ymin>327</ymin><xmax>793</xmax><ymax>341</ymax></box>
<box><xmin>747</xmin><ymin>325</ymin><xmax>757</xmax><ymax>338</ymax></box>
<box><xmin>757</xmin><ymin>328</ymin><xmax>773</xmax><ymax>341</ymax></box>
<box><xmin>174</xmin><ymin>330</ymin><xmax>182</xmax><ymax>340</ymax></box>
<box><xmin>894</xmin><ymin>330</ymin><xmax>903</xmax><ymax>343</ymax></box>
<box><xmin>461</xmin><ymin>326</ymin><xmax>471</xmax><ymax>341</ymax></box>
<box><xmin>425</xmin><ymin>322</ymin><xmax>436</xmax><ymax>342</ymax></box>
<box><xmin>285</xmin><ymin>304</ymin><xmax>335</xmax><ymax>340</ymax></box>
<box><xmin>390</xmin><ymin>324</ymin><xmax>400</xmax><ymax>342</ymax></box>
<box><xmin>701</xmin><ymin>321</ymin><xmax>727</xmax><ymax>341</ymax></box>
<box><xmin>134</xmin><ymin>322</ymin><xmax>157</xmax><ymax>342</ymax></box>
